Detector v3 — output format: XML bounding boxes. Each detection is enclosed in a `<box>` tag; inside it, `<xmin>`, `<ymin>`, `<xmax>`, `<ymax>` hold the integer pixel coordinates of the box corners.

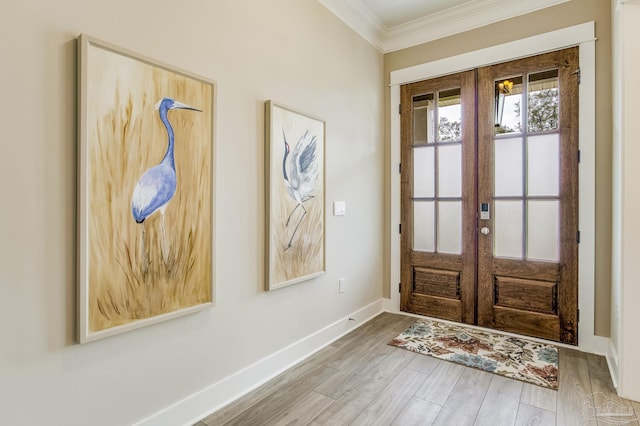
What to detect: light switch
<box><xmin>333</xmin><ymin>201</ymin><xmax>346</xmax><ymax>216</ymax></box>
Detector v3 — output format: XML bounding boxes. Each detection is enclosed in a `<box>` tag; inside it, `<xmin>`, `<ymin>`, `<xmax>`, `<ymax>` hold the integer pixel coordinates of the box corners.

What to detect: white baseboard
<box><xmin>383</xmin><ymin>296</ymin><xmax>397</xmax><ymax>313</ymax></box>
<box><xmin>133</xmin><ymin>299</ymin><xmax>385</xmax><ymax>426</ymax></box>
<box><xmin>607</xmin><ymin>340</ymin><xmax>620</xmax><ymax>390</ymax></box>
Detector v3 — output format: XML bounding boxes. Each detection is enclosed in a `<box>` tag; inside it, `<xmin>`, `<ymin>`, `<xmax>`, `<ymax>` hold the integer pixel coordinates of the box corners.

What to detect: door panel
<box><xmin>400</xmin><ymin>71</ymin><xmax>477</xmax><ymax>325</ymax></box>
<box><xmin>477</xmin><ymin>48</ymin><xmax>579</xmax><ymax>344</ymax></box>
<box><xmin>400</xmin><ymin>48</ymin><xmax>579</xmax><ymax>345</ymax></box>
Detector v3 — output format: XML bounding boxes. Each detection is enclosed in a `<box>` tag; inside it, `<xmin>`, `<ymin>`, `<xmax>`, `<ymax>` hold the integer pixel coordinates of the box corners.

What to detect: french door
<box><xmin>400</xmin><ymin>48</ymin><xmax>579</xmax><ymax>345</ymax></box>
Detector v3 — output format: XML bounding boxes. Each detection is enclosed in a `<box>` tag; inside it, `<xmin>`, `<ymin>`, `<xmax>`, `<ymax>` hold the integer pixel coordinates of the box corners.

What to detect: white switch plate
<box><xmin>334</xmin><ymin>201</ymin><xmax>346</xmax><ymax>216</ymax></box>
<box><xmin>339</xmin><ymin>278</ymin><xmax>345</xmax><ymax>293</ymax></box>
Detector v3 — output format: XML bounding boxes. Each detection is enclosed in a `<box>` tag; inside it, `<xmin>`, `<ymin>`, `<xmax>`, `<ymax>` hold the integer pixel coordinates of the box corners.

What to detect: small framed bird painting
<box><xmin>265</xmin><ymin>101</ymin><xmax>326</xmax><ymax>290</ymax></box>
<box><xmin>77</xmin><ymin>35</ymin><xmax>215</xmax><ymax>343</ymax></box>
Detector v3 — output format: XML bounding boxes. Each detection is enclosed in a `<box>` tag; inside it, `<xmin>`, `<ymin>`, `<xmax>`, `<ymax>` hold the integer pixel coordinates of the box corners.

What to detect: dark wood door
<box><xmin>400</xmin><ymin>48</ymin><xmax>579</xmax><ymax>345</ymax></box>
<box><xmin>477</xmin><ymin>48</ymin><xmax>579</xmax><ymax>344</ymax></box>
<box><xmin>400</xmin><ymin>70</ymin><xmax>477</xmax><ymax>325</ymax></box>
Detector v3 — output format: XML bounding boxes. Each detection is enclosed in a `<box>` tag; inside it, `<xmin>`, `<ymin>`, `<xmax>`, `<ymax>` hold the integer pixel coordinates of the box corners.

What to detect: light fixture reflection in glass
<box><xmin>495</xmin><ymin>79</ymin><xmax>514</xmax><ymax>127</ymax></box>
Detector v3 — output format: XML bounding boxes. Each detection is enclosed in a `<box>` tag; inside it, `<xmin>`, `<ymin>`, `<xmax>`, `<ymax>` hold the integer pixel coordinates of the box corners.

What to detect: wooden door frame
<box><xmin>477</xmin><ymin>48</ymin><xmax>579</xmax><ymax>344</ymax></box>
<box><xmin>401</xmin><ymin>49</ymin><xmax>578</xmax><ymax>345</ymax></box>
<box><xmin>400</xmin><ymin>71</ymin><xmax>477</xmax><ymax>324</ymax></box>
<box><xmin>388</xmin><ymin>22</ymin><xmax>600</xmax><ymax>352</ymax></box>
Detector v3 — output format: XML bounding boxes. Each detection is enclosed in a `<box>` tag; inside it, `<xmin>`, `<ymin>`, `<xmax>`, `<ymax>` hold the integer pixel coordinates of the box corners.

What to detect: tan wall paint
<box><xmin>0</xmin><ymin>1</ymin><xmax>384</xmax><ymax>424</ymax></box>
<box><xmin>382</xmin><ymin>0</ymin><xmax>612</xmax><ymax>337</ymax></box>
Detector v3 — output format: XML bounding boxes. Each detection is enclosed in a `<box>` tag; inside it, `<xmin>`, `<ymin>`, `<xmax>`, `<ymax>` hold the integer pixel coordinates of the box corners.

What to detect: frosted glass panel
<box><xmin>495</xmin><ymin>138</ymin><xmax>523</xmax><ymax>196</ymax></box>
<box><xmin>438</xmin><ymin>88</ymin><xmax>461</xmax><ymax>142</ymax></box>
<box><xmin>528</xmin><ymin>134</ymin><xmax>559</xmax><ymax>196</ymax></box>
<box><xmin>527</xmin><ymin>200</ymin><xmax>559</xmax><ymax>261</ymax></box>
<box><xmin>494</xmin><ymin>201</ymin><xmax>523</xmax><ymax>259</ymax></box>
<box><xmin>413</xmin><ymin>201</ymin><xmax>435</xmax><ymax>252</ymax></box>
<box><xmin>413</xmin><ymin>94</ymin><xmax>435</xmax><ymax>144</ymax></box>
<box><xmin>413</xmin><ymin>147</ymin><xmax>435</xmax><ymax>198</ymax></box>
<box><xmin>438</xmin><ymin>202</ymin><xmax>461</xmax><ymax>254</ymax></box>
<box><xmin>438</xmin><ymin>144</ymin><xmax>462</xmax><ymax>197</ymax></box>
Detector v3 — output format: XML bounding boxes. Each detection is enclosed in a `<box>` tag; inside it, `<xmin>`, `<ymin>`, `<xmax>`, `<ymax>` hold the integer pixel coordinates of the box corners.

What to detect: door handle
<box><xmin>480</xmin><ymin>227</ymin><xmax>490</xmax><ymax>235</ymax></box>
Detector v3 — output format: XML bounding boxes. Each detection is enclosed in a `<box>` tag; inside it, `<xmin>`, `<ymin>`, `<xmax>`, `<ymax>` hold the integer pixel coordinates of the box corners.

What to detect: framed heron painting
<box><xmin>77</xmin><ymin>34</ymin><xmax>215</xmax><ymax>343</ymax></box>
<box><xmin>265</xmin><ymin>101</ymin><xmax>325</xmax><ymax>290</ymax></box>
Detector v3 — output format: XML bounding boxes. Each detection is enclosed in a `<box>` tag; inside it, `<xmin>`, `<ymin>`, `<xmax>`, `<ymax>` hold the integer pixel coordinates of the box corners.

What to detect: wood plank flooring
<box><xmin>197</xmin><ymin>313</ymin><xmax>639</xmax><ymax>426</ymax></box>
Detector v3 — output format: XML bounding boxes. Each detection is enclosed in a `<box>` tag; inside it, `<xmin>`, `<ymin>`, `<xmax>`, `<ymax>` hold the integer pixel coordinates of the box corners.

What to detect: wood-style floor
<box><xmin>196</xmin><ymin>313</ymin><xmax>639</xmax><ymax>426</ymax></box>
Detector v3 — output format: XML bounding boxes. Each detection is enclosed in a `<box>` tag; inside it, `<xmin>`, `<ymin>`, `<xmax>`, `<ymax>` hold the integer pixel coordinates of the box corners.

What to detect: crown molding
<box><xmin>318</xmin><ymin>0</ymin><xmax>386</xmax><ymax>51</ymax></box>
<box><xmin>319</xmin><ymin>0</ymin><xmax>572</xmax><ymax>53</ymax></box>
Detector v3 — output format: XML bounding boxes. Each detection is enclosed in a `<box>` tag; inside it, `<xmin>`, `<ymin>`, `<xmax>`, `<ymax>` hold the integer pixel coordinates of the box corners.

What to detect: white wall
<box><xmin>611</xmin><ymin>0</ymin><xmax>640</xmax><ymax>400</ymax></box>
<box><xmin>0</xmin><ymin>1</ymin><xmax>384</xmax><ymax>424</ymax></box>
<box><xmin>610</xmin><ymin>0</ymin><xmax>623</xmax><ymax>388</ymax></box>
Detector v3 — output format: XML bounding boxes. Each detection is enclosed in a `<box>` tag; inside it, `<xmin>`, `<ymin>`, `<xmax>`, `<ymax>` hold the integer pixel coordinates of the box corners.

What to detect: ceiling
<box><xmin>359</xmin><ymin>0</ymin><xmax>471</xmax><ymax>28</ymax></box>
<box><xmin>318</xmin><ymin>0</ymin><xmax>571</xmax><ymax>53</ymax></box>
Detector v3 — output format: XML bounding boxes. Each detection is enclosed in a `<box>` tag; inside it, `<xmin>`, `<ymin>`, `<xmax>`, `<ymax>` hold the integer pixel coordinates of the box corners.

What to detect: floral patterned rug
<box><xmin>388</xmin><ymin>319</ymin><xmax>558</xmax><ymax>390</ymax></box>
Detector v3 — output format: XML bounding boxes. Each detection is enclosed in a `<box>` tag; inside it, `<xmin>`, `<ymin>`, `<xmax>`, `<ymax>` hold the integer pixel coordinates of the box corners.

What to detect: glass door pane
<box><xmin>413</xmin><ymin>146</ymin><xmax>435</xmax><ymax>198</ymax></box>
<box><xmin>412</xmin><ymin>87</ymin><xmax>463</xmax><ymax>254</ymax></box>
<box><xmin>492</xmin><ymin>69</ymin><xmax>561</xmax><ymax>262</ymax></box>
<box><xmin>527</xmin><ymin>70</ymin><xmax>559</xmax><ymax>132</ymax></box>
<box><xmin>438</xmin><ymin>201</ymin><xmax>462</xmax><ymax>254</ymax></box>
<box><xmin>413</xmin><ymin>201</ymin><xmax>435</xmax><ymax>252</ymax></box>
<box><xmin>494</xmin><ymin>76</ymin><xmax>523</xmax><ymax>134</ymax></box>
<box><xmin>494</xmin><ymin>200</ymin><xmax>523</xmax><ymax>258</ymax></box>
<box><xmin>527</xmin><ymin>134</ymin><xmax>559</xmax><ymax>196</ymax></box>
<box><xmin>438</xmin><ymin>88</ymin><xmax>461</xmax><ymax>142</ymax></box>
<box><xmin>527</xmin><ymin>200</ymin><xmax>559</xmax><ymax>261</ymax></box>
<box><xmin>414</xmin><ymin>94</ymin><xmax>435</xmax><ymax>144</ymax></box>
<box><xmin>438</xmin><ymin>144</ymin><xmax>461</xmax><ymax>197</ymax></box>
<box><xmin>494</xmin><ymin>137</ymin><xmax>523</xmax><ymax>197</ymax></box>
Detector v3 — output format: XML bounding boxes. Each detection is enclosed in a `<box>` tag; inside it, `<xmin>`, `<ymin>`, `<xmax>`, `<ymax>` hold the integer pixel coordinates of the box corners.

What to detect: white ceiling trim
<box><xmin>319</xmin><ymin>0</ymin><xmax>572</xmax><ymax>53</ymax></box>
<box><xmin>319</xmin><ymin>0</ymin><xmax>387</xmax><ymax>50</ymax></box>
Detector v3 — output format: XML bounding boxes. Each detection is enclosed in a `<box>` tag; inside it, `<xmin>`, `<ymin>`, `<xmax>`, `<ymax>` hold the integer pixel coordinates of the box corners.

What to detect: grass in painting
<box><xmin>88</xmin><ymin>72</ymin><xmax>212</xmax><ymax>332</ymax></box>
<box><xmin>272</xmin><ymin>146</ymin><xmax>324</xmax><ymax>285</ymax></box>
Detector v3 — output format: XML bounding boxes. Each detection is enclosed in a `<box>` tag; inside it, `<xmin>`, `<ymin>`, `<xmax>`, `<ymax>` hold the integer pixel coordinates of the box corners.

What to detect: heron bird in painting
<box><xmin>132</xmin><ymin>97</ymin><xmax>201</xmax><ymax>267</ymax></box>
<box><xmin>282</xmin><ymin>129</ymin><xmax>318</xmax><ymax>248</ymax></box>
